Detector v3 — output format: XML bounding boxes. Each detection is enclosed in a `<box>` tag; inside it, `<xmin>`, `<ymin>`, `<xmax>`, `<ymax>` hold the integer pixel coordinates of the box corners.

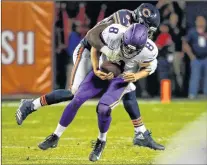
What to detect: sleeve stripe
<box><xmin>113</xmin><ymin>13</ymin><xmax>118</xmax><ymax>24</ymax></box>
<box><xmin>116</xmin><ymin>12</ymin><xmax>121</xmax><ymax>24</ymax></box>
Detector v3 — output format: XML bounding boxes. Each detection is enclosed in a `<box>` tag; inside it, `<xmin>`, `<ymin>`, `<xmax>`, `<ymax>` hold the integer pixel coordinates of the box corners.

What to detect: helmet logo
<box><xmin>126</xmin><ymin>15</ymin><xmax>130</xmax><ymax>20</ymax></box>
<box><xmin>142</xmin><ymin>8</ymin><xmax>151</xmax><ymax>18</ymax></box>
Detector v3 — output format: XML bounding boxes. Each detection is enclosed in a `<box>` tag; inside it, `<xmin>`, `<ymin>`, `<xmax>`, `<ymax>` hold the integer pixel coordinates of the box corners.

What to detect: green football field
<box><xmin>2</xmin><ymin>100</ymin><xmax>207</xmax><ymax>164</ymax></box>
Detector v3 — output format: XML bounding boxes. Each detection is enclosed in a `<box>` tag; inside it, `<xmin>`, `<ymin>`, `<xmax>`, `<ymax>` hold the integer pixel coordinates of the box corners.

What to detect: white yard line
<box><xmin>153</xmin><ymin>112</ymin><xmax>207</xmax><ymax>164</ymax></box>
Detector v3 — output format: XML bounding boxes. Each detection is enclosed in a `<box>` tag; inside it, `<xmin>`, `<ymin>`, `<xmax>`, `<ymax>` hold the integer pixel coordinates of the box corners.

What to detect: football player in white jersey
<box><xmin>16</xmin><ymin>3</ymin><xmax>163</xmax><ymax>153</ymax></box>
<box><xmin>38</xmin><ymin>23</ymin><xmax>164</xmax><ymax>162</ymax></box>
<box><xmin>100</xmin><ymin>24</ymin><xmax>158</xmax><ymax>70</ymax></box>
<box><xmin>88</xmin><ymin>23</ymin><xmax>162</xmax><ymax>161</ymax></box>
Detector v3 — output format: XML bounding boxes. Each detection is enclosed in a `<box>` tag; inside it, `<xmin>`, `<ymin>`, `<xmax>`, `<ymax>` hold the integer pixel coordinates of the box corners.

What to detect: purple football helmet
<box><xmin>121</xmin><ymin>23</ymin><xmax>148</xmax><ymax>59</ymax></box>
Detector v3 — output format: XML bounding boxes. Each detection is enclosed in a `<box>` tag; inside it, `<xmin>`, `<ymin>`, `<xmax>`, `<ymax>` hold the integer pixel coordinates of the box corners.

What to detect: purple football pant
<box><xmin>97</xmin><ymin>77</ymin><xmax>128</xmax><ymax>133</ymax></box>
<box><xmin>59</xmin><ymin>71</ymin><xmax>129</xmax><ymax>134</ymax></box>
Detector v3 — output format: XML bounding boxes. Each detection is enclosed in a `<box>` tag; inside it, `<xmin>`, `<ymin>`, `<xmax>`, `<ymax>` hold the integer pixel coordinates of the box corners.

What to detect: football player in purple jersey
<box><xmin>16</xmin><ymin>3</ymin><xmax>163</xmax><ymax>152</ymax></box>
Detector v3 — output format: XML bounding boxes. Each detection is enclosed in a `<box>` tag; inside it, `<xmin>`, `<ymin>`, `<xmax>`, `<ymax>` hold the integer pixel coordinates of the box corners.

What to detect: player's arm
<box><xmin>123</xmin><ymin>69</ymin><xmax>149</xmax><ymax>82</ymax></box>
<box><xmin>91</xmin><ymin>47</ymin><xmax>114</xmax><ymax>80</ymax></box>
<box><xmin>123</xmin><ymin>59</ymin><xmax>158</xmax><ymax>82</ymax></box>
<box><xmin>123</xmin><ymin>70</ymin><xmax>149</xmax><ymax>82</ymax></box>
<box><xmin>85</xmin><ymin>9</ymin><xmax>128</xmax><ymax>50</ymax></box>
<box><xmin>91</xmin><ymin>47</ymin><xmax>100</xmax><ymax>72</ymax></box>
<box><xmin>88</xmin><ymin>24</ymin><xmax>124</xmax><ymax>63</ymax></box>
<box><xmin>85</xmin><ymin>11</ymin><xmax>126</xmax><ymax>57</ymax></box>
<box><xmin>85</xmin><ymin>15</ymin><xmax>115</xmax><ymax>50</ymax></box>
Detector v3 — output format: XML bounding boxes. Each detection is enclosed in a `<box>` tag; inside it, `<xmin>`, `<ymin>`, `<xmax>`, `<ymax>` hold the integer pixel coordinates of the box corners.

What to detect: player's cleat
<box><xmin>89</xmin><ymin>138</ymin><xmax>106</xmax><ymax>162</ymax></box>
<box><xmin>15</xmin><ymin>99</ymin><xmax>35</xmax><ymax>125</ymax></box>
<box><xmin>38</xmin><ymin>134</ymin><xmax>59</xmax><ymax>150</ymax></box>
<box><xmin>133</xmin><ymin>130</ymin><xmax>165</xmax><ymax>150</ymax></box>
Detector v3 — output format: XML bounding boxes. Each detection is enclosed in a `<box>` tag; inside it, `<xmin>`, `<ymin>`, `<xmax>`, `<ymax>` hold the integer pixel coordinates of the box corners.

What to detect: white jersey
<box><xmin>101</xmin><ymin>24</ymin><xmax>158</xmax><ymax>75</ymax></box>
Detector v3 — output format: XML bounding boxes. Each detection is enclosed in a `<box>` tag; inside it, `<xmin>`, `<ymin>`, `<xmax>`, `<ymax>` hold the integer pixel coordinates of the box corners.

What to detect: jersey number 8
<box><xmin>109</xmin><ymin>27</ymin><xmax>119</xmax><ymax>34</ymax></box>
<box><xmin>145</xmin><ymin>42</ymin><xmax>154</xmax><ymax>51</ymax></box>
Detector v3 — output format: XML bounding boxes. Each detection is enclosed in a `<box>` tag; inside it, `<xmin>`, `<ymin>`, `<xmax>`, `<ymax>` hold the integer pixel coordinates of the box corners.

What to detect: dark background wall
<box><xmin>186</xmin><ymin>1</ymin><xmax>207</xmax><ymax>29</ymax></box>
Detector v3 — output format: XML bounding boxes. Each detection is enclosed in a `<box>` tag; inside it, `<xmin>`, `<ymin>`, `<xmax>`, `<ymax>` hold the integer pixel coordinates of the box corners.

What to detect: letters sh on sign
<box><xmin>2</xmin><ymin>1</ymin><xmax>54</xmax><ymax>95</ymax></box>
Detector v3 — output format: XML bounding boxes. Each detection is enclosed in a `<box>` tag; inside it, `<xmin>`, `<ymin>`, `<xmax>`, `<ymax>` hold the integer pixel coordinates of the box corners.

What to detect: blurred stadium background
<box><xmin>2</xmin><ymin>0</ymin><xmax>207</xmax><ymax>99</ymax></box>
<box><xmin>1</xmin><ymin>0</ymin><xmax>207</xmax><ymax>164</ymax></box>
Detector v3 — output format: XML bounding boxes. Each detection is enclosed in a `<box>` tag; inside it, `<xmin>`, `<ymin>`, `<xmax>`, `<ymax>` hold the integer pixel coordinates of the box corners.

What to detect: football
<box><xmin>100</xmin><ymin>61</ymin><xmax>124</xmax><ymax>77</ymax></box>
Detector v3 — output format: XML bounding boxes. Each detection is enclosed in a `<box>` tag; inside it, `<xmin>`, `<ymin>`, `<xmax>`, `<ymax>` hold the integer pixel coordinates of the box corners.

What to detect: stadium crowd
<box><xmin>54</xmin><ymin>1</ymin><xmax>207</xmax><ymax>99</ymax></box>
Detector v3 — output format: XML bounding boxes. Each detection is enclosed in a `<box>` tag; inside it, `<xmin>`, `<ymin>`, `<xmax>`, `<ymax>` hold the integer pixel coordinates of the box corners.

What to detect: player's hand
<box><xmin>123</xmin><ymin>72</ymin><xmax>137</xmax><ymax>82</ymax></box>
<box><xmin>94</xmin><ymin>70</ymin><xmax>108</xmax><ymax>80</ymax></box>
<box><xmin>106</xmin><ymin>72</ymin><xmax>114</xmax><ymax>80</ymax></box>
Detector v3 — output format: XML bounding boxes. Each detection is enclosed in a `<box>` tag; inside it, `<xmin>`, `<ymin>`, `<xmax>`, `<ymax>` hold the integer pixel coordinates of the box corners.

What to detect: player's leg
<box><xmin>15</xmin><ymin>43</ymin><xmax>91</xmax><ymax>125</ymax></box>
<box><xmin>122</xmin><ymin>90</ymin><xmax>146</xmax><ymax>132</ymax></box>
<box><xmin>89</xmin><ymin>78</ymin><xmax>129</xmax><ymax>162</ymax></box>
<box><xmin>38</xmin><ymin>71</ymin><xmax>108</xmax><ymax>150</ymax></box>
<box><xmin>122</xmin><ymin>90</ymin><xmax>165</xmax><ymax>150</ymax></box>
<box><xmin>15</xmin><ymin>89</ymin><xmax>74</xmax><ymax>125</ymax></box>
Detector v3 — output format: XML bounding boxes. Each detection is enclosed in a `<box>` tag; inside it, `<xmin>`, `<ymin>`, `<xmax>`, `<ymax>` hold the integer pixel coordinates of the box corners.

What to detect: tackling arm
<box><xmin>91</xmin><ymin>47</ymin><xmax>114</xmax><ymax>80</ymax></box>
<box><xmin>85</xmin><ymin>15</ymin><xmax>114</xmax><ymax>50</ymax></box>
<box><xmin>91</xmin><ymin>47</ymin><xmax>100</xmax><ymax>72</ymax></box>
